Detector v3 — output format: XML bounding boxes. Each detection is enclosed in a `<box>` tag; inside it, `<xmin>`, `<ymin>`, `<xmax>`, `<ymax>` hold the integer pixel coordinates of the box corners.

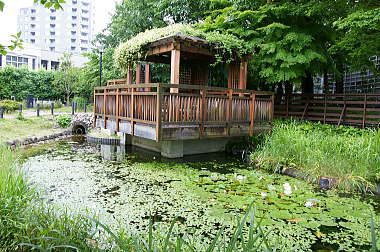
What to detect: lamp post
<box><xmin>98</xmin><ymin>45</ymin><xmax>104</xmax><ymax>86</ymax></box>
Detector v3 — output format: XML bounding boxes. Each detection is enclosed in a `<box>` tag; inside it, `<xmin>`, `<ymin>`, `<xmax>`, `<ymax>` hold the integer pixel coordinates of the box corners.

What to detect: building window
<box><xmin>71</xmin><ymin>38</ymin><xmax>76</xmax><ymax>43</ymax></box>
<box><xmin>50</xmin><ymin>31</ymin><xmax>55</xmax><ymax>36</ymax></box>
<box><xmin>81</xmin><ymin>17</ymin><xmax>88</xmax><ymax>22</ymax></box>
<box><xmin>82</xmin><ymin>9</ymin><xmax>88</xmax><ymax>14</ymax></box>
<box><xmin>72</xmin><ymin>23</ymin><xmax>77</xmax><ymax>28</ymax></box>
<box><xmin>30</xmin><ymin>32</ymin><xmax>35</xmax><ymax>36</ymax></box>
<box><xmin>50</xmin><ymin>24</ymin><xmax>56</xmax><ymax>28</ymax></box>
<box><xmin>31</xmin><ymin>39</ymin><xmax>35</xmax><ymax>44</ymax></box>
<box><xmin>51</xmin><ymin>61</ymin><xmax>59</xmax><ymax>70</ymax></box>
<box><xmin>82</xmin><ymin>1</ymin><xmax>89</xmax><ymax>6</ymax></box>
<box><xmin>81</xmin><ymin>39</ymin><xmax>88</xmax><ymax>44</ymax></box>
<box><xmin>30</xmin><ymin>16</ymin><xmax>36</xmax><ymax>21</ymax></box>
<box><xmin>50</xmin><ymin>47</ymin><xmax>55</xmax><ymax>52</ymax></box>
<box><xmin>31</xmin><ymin>9</ymin><xmax>36</xmax><ymax>14</ymax></box>
<box><xmin>72</xmin><ymin>16</ymin><xmax>77</xmax><ymax>20</ymax></box>
<box><xmin>41</xmin><ymin>60</ymin><xmax>48</xmax><ymax>70</ymax></box>
<box><xmin>81</xmin><ymin>47</ymin><xmax>87</xmax><ymax>52</ymax></box>
<box><xmin>50</xmin><ymin>39</ymin><xmax>55</xmax><ymax>43</ymax></box>
<box><xmin>72</xmin><ymin>0</ymin><xmax>77</xmax><ymax>4</ymax></box>
<box><xmin>71</xmin><ymin>46</ymin><xmax>76</xmax><ymax>51</ymax></box>
<box><xmin>6</xmin><ymin>56</ymin><xmax>28</xmax><ymax>68</ymax></box>
<box><xmin>72</xmin><ymin>8</ymin><xmax>77</xmax><ymax>12</ymax></box>
<box><xmin>50</xmin><ymin>9</ymin><xmax>56</xmax><ymax>13</ymax></box>
<box><xmin>81</xmin><ymin>24</ymin><xmax>88</xmax><ymax>29</ymax></box>
<box><xmin>71</xmin><ymin>31</ymin><xmax>77</xmax><ymax>35</ymax></box>
<box><xmin>81</xmin><ymin>32</ymin><xmax>88</xmax><ymax>36</ymax></box>
<box><xmin>32</xmin><ymin>58</ymin><xmax>36</xmax><ymax>70</ymax></box>
<box><xmin>50</xmin><ymin>16</ymin><xmax>56</xmax><ymax>20</ymax></box>
<box><xmin>31</xmin><ymin>24</ymin><xmax>36</xmax><ymax>28</ymax></box>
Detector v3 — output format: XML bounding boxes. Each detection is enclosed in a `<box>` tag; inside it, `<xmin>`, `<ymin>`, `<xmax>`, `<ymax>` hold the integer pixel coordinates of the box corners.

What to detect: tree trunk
<box><xmin>335</xmin><ymin>75</ymin><xmax>344</xmax><ymax>94</ymax></box>
<box><xmin>301</xmin><ymin>72</ymin><xmax>314</xmax><ymax>94</ymax></box>
<box><xmin>275</xmin><ymin>83</ymin><xmax>284</xmax><ymax>105</ymax></box>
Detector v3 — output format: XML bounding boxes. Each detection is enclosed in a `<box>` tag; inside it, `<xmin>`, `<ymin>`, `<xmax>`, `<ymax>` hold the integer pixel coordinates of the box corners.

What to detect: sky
<box><xmin>0</xmin><ymin>0</ymin><xmax>121</xmax><ymax>44</ymax></box>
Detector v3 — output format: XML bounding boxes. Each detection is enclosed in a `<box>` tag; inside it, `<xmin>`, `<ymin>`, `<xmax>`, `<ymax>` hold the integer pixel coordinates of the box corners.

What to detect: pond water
<box><xmin>23</xmin><ymin>137</ymin><xmax>380</xmax><ymax>251</ymax></box>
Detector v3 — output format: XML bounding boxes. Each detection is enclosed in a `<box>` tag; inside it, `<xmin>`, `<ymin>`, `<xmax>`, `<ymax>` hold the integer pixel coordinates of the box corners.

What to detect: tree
<box><xmin>0</xmin><ymin>0</ymin><xmax>64</xmax><ymax>55</ymax></box>
<box><xmin>53</xmin><ymin>54</ymin><xmax>80</xmax><ymax>104</ymax></box>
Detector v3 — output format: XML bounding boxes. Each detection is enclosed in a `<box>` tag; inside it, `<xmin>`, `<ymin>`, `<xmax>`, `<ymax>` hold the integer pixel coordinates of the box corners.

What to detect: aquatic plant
<box><xmin>251</xmin><ymin>119</ymin><xmax>380</xmax><ymax>191</ymax></box>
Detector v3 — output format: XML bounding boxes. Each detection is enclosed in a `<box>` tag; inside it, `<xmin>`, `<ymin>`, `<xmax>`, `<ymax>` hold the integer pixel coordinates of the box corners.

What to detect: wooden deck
<box><xmin>94</xmin><ymin>83</ymin><xmax>274</xmax><ymax>141</ymax></box>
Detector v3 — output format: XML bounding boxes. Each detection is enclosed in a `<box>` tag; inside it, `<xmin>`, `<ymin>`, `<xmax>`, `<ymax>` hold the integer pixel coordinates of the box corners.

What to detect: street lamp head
<box><xmin>97</xmin><ymin>43</ymin><xmax>105</xmax><ymax>53</ymax></box>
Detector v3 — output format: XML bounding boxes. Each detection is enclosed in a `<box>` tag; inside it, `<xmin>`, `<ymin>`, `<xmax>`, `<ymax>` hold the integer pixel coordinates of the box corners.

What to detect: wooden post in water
<box><xmin>36</xmin><ymin>104</ymin><xmax>40</xmax><ymax>117</ymax></box>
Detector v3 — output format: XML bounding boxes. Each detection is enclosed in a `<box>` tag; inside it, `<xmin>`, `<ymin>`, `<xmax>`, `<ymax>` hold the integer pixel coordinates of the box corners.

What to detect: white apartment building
<box><xmin>0</xmin><ymin>0</ymin><xmax>95</xmax><ymax>70</ymax></box>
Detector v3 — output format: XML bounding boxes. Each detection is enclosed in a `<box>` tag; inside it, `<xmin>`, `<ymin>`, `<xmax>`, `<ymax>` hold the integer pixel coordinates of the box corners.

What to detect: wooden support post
<box><xmin>37</xmin><ymin>104</ymin><xmax>40</xmax><ymax>117</ymax></box>
<box><xmin>116</xmin><ymin>88</ymin><xmax>120</xmax><ymax>132</ymax></box>
<box><xmin>271</xmin><ymin>94</ymin><xmax>275</xmax><ymax>121</ymax></box>
<box><xmin>156</xmin><ymin>87</ymin><xmax>162</xmax><ymax>142</ymax></box>
<box><xmin>249</xmin><ymin>93</ymin><xmax>256</xmax><ymax>136</ymax></box>
<box><xmin>127</xmin><ymin>64</ymin><xmax>133</xmax><ymax>84</ymax></box>
<box><xmin>238</xmin><ymin>60</ymin><xmax>248</xmax><ymax>90</ymax></box>
<box><xmin>170</xmin><ymin>49</ymin><xmax>180</xmax><ymax>93</ymax></box>
<box><xmin>286</xmin><ymin>95</ymin><xmax>289</xmax><ymax>117</ymax></box>
<box><xmin>362</xmin><ymin>94</ymin><xmax>367</xmax><ymax>129</ymax></box>
<box><xmin>136</xmin><ymin>64</ymin><xmax>141</xmax><ymax>85</ymax></box>
<box><xmin>145</xmin><ymin>63</ymin><xmax>151</xmax><ymax>91</ymax></box>
<box><xmin>51</xmin><ymin>103</ymin><xmax>54</xmax><ymax>115</ymax></box>
<box><xmin>227</xmin><ymin>65</ymin><xmax>233</xmax><ymax>89</ymax></box>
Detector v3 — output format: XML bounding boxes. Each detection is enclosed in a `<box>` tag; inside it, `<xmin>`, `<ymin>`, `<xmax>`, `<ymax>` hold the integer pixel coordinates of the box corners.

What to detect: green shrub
<box><xmin>56</xmin><ymin>114</ymin><xmax>72</xmax><ymax>128</ymax></box>
<box><xmin>0</xmin><ymin>100</ymin><xmax>21</xmax><ymax>112</ymax></box>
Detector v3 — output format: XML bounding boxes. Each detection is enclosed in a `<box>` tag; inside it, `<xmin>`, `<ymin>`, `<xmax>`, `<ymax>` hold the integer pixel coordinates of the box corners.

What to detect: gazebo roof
<box><xmin>114</xmin><ymin>24</ymin><xmax>249</xmax><ymax>70</ymax></box>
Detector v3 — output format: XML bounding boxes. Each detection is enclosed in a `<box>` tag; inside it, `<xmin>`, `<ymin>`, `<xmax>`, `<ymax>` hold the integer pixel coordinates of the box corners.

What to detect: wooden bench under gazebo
<box><xmin>94</xmin><ymin>25</ymin><xmax>274</xmax><ymax>158</ymax></box>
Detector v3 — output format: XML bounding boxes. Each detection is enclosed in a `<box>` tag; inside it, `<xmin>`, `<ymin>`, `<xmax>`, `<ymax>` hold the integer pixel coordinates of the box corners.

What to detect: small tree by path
<box><xmin>53</xmin><ymin>53</ymin><xmax>80</xmax><ymax>104</ymax></box>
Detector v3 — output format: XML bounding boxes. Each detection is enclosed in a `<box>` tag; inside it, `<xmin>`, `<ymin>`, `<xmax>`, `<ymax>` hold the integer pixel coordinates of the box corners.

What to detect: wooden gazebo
<box><xmin>94</xmin><ymin>32</ymin><xmax>274</xmax><ymax>158</ymax></box>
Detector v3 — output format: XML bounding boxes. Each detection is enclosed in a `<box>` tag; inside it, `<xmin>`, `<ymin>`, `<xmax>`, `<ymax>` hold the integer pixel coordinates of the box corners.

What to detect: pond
<box><xmin>23</xmin><ymin>137</ymin><xmax>380</xmax><ymax>251</ymax></box>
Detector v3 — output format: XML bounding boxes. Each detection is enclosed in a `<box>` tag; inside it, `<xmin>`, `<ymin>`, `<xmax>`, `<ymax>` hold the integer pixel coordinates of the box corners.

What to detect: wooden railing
<box><xmin>94</xmin><ymin>82</ymin><xmax>274</xmax><ymax>141</ymax></box>
<box><xmin>275</xmin><ymin>94</ymin><xmax>380</xmax><ymax>128</ymax></box>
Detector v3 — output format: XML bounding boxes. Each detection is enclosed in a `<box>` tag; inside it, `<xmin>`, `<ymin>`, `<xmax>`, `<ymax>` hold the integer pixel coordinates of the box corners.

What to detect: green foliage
<box><xmin>333</xmin><ymin>7</ymin><xmax>380</xmax><ymax>73</ymax></box>
<box><xmin>53</xmin><ymin>54</ymin><xmax>81</xmax><ymax>103</ymax></box>
<box><xmin>114</xmin><ymin>24</ymin><xmax>249</xmax><ymax>71</ymax></box>
<box><xmin>56</xmin><ymin>114</ymin><xmax>72</xmax><ymax>128</ymax></box>
<box><xmin>251</xmin><ymin>120</ymin><xmax>380</xmax><ymax>191</ymax></box>
<box><xmin>0</xmin><ymin>99</ymin><xmax>21</xmax><ymax>112</ymax></box>
<box><xmin>0</xmin><ymin>66</ymin><xmax>62</xmax><ymax>101</ymax></box>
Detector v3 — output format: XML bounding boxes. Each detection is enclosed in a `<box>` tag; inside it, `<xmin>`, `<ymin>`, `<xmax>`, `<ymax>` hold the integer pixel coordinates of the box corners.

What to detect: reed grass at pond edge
<box><xmin>251</xmin><ymin>120</ymin><xmax>380</xmax><ymax>191</ymax></box>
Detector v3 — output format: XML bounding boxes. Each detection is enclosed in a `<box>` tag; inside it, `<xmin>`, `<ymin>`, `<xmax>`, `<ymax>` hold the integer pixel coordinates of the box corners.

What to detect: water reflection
<box><xmin>100</xmin><ymin>144</ymin><xmax>126</xmax><ymax>161</ymax></box>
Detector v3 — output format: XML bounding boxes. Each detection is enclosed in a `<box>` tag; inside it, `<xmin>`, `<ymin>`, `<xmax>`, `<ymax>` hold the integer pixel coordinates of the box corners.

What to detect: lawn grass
<box><xmin>0</xmin><ymin>116</ymin><xmax>64</xmax><ymax>142</ymax></box>
<box><xmin>251</xmin><ymin>120</ymin><xmax>380</xmax><ymax>191</ymax></box>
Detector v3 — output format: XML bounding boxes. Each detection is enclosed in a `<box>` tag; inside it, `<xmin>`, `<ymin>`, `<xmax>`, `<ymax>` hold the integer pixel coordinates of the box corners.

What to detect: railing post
<box><xmin>19</xmin><ymin>104</ymin><xmax>23</xmax><ymax>114</ymax></box>
<box><xmin>156</xmin><ymin>86</ymin><xmax>162</xmax><ymax>142</ymax></box>
<box><xmin>227</xmin><ymin>89</ymin><xmax>233</xmax><ymax>136</ymax></box>
<box><xmin>37</xmin><ymin>104</ymin><xmax>40</xmax><ymax>117</ymax></box>
<box><xmin>362</xmin><ymin>94</ymin><xmax>367</xmax><ymax>129</ymax></box>
<box><xmin>93</xmin><ymin>90</ymin><xmax>97</xmax><ymax>128</ymax></box>
<box><xmin>51</xmin><ymin>102</ymin><xmax>54</xmax><ymax>115</ymax></box>
<box><xmin>131</xmin><ymin>87</ymin><xmax>134</xmax><ymax>136</ymax></box>
<box><xmin>116</xmin><ymin>88</ymin><xmax>120</xmax><ymax>132</ymax></box>
<box><xmin>323</xmin><ymin>94</ymin><xmax>327</xmax><ymax>124</ymax></box>
<box><xmin>200</xmin><ymin>88</ymin><xmax>206</xmax><ymax>138</ymax></box>
<box><xmin>249</xmin><ymin>93</ymin><xmax>256</xmax><ymax>136</ymax></box>
<box><xmin>103</xmin><ymin>89</ymin><xmax>107</xmax><ymax>129</ymax></box>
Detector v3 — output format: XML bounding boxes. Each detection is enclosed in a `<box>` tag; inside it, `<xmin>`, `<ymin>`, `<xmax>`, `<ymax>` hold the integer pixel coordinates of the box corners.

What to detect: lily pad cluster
<box><xmin>114</xmin><ymin>23</ymin><xmax>250</xmax><ymax>72</ymax></box>
<box><xmin>24</xmin><ymin>140</ymin><xmax>380</xmax><ymax>251</ymax></box>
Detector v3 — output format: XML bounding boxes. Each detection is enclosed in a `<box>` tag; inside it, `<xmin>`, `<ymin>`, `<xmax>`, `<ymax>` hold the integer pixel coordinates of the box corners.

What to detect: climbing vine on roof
<box><xmin>114</xmin><ymin>24</ymin><xmax>250</xmax><ymax>71</ymax></box>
